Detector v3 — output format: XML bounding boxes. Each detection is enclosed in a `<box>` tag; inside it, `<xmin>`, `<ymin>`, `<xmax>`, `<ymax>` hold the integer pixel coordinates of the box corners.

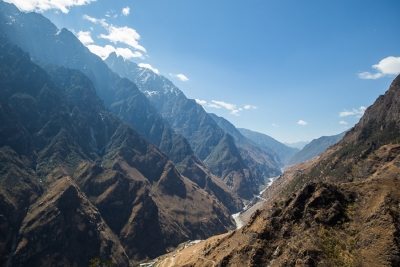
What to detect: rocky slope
<box><xmin>209</xmin><ymin>113</ymin><xmax>281</xmax><ymax>186</ymax></box>
<box><xmin>0</xmin><ymin>1</ymin><xmax>243</xmax><ymax>212</ymax></box>
<box><xmin>287</xmin><ymin>131</ymin><xmax>346</xmax><ymax>167</ymax></box>
<box><xmin>238</xmin><ymin>128</ymin><xmax>299</xmax><ymax>166</ymax></box>
<box><xmin>105</xmin><ymin>52</ymin><xmax>267</xmax><ymax>199</ymax></box>
<box><xmin>154</xmin><ymin>75</ymin><xmax>400</xmax><ymax>266</ymax></box>
<box><xmin>0</xmin><ymin>38</ymin><xmax>235</xmax><ymax>266</ymax></box>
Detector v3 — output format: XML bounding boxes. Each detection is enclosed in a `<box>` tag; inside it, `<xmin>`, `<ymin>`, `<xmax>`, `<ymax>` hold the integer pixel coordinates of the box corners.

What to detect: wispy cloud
<box><xmin>169</xmin><ymin>73</ymin><xmax>189</xmax><ymax>82</ymax></box>
<box><xmin>339</xmin><ymin>106</ymin><xmax>366</xmax><ymax>117</ymax></box>
<box><xmin>339</xmin><ymin>120</ymin><xmax>347</xmax><ymax>125</ymax></box>
<box><xmin>272</xmin><ymin>123</ymin><xmax>279</xmax><ymax>127</ymax></box>
<box><xmin>138</xmin><ymin>63</ymin><xmax>159</xmax><ymax>74</ymax></box>
<box><xmin>195</xmin><ymin>99</ymin><xmax>249</xmax><ymax>116</ymax></box>
<box><xmin>122</xmin><ymin>7</ymin><xmax>130</xmax><ymax>16</ymax></box>
<box><xmin>244</xmin><ymin>105</ymin><xmax>257</xmax><ymax>110</ymax></box>
<box><xmin>83</xmin><ymin>14</ymin><xmax>109</xmax><ymax>27</ymax></box>
<box><xmin>5</xmin><ymin>0</ymin><xmax>95</xmax><ymax>13</ymax></box>
<box><xmin>298</xmin><ymin>120</ymin><xmax>307</xmax><ymax>125</ymax></box>
<box><xmin>105</xmin><ymin>9</ymin><xmax>117</xmax><ymax>18</ymax></box>
<box><xmin>358</xmin><ymin>56</ymin><xmax>400</xmax><ymax>79</ymax></box>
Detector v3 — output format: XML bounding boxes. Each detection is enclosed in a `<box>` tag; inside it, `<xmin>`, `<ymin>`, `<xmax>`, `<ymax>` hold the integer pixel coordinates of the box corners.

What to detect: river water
<box><xmin>232</xmin><ymin>177</ymin><xmax>276</xmax><ymax>229</ymax></box>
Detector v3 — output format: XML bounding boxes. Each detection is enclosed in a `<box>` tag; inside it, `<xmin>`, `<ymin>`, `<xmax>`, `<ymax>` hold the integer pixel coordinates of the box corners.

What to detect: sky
<box><xmin>5</xmin><ymin>0</ymin><xmax>400</xmax><ymax>143</ymax></box>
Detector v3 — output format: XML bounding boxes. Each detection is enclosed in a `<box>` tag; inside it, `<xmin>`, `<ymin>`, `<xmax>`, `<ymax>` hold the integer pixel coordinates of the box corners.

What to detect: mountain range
<box><xmin>1</xmin><ymin>2</ymin><xmax>399</xmax><ymax>266</ymax></box>
<box><xmin>287</xmin><ymin>131</ymin><xmax>346</xmax><ymax>166</ymax></box>
<box><xmin>105</xmin><ymin>52</ymin><xmax>282</xmax><ymax>198</ymax></box>
<box><xmin>0</xmin><ymin>2</ymin><xmax>289</xmax><ymax>265</ymax></box>
<box><xmin>155</xmin><ymin>74</ymin><xmax>400</xmax><ymax>266</ymax></box>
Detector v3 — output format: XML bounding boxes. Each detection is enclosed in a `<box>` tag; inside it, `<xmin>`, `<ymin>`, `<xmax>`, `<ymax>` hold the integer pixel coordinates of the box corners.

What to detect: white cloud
<box><xmin>138</xmin><ymin>63</ymin><xmax>159</xmax><ymax>74</ymax></box>
<box><xmin>105</xmin><ymin>9</ymin><xmax>117</xmax><ymax>18</ymax></box>
<box><xmin>212</xmin><ymin>100</ymin><xmax>236</xmax><ymax>111</ymax></box>
<box><xmin>122</xmin><ymin>7</ymin><xmax>130</xmax><ymax>16</ymax></box>
<box><xmin>77</xmin><ymin>31</ymin><xmax>94</xmax><ymax>46</ymax></box>
<box><xmin>339</xmin><ymin>120</ymin><xmax>347</xmax><ymax>125</ymax></box>
<box><xmin>195</xmin><ymin>99</ymin><xmax>207</xmax><ymax>106</ymax></box>
<box><xmin>115</xmin><ymin>48</ymin><xmax>144</xmax><ymax>59</ymax></box>
<box><xmin>272</xmin><ymin>123</ymin><xmax>279</xmax><ymax>127</ymax></box>
<box><xmin>83</xmin><ymin>14</ymin><xmax>109</xmax><ymax>27</ymax></box>
<box><xmin>339</xmin><ymin>106</ymin><xmax>366</xmax><ymax>117</ymax></box>
<box><xmin>358</xmin><ymin>56</ymin><xmax>400</xmax><ymax>79</ymax></box>
<box><xmin>83</xmin><ymin>14</ymin><xmax>146</xmax><ymax>54</ymax></box>
<box><xmin>244</xmin><ymin>105</ymin><xmax>257</xmax><ymax>110</ymax></box>
<box><xmin>87</xmin><ymin>44</ymin><xmax>143</xmax><ymax>60</ymax></box>
<box><xmin>5</xmin><ymin>0</ymin><xmax>96</xmax><ymax>13</ymax></box>
<box><xmin>87</xmin><ymin>44</ymin><xmax>116</xmax><ymax>60</ymax></box>
<box><xmin>195</xmin><ymin>99</ymin><xmax>242</xmax><ymax>115</ymax></box>
<box><xmin>358</xmin><ymin>72</ymin><xmax>383</xmax><ymax>80</ymax></box>
<box><xmin>169</xmin><ymin>73</ymin><xmax>189</xmax><ymax>82</ymax></box>
<box><xmin>298</xmin><ymin>120</ymin><xmax>307</xmax><ymax>125</ymax></box>
<box><xmin>99</xmin><ymin>25</ymin><xmax>146</xmax><ymax>52</ymax></box>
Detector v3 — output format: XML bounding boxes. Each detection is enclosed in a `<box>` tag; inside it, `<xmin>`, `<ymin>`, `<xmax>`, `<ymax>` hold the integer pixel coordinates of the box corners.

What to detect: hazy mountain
<box><xmin>0</xmin><ymin>1</ymin><xmax>243</xmax><ymax>212</ymax></box>
<box><xmin>105</xmin><ymin>52</ymin><xmax>268</xmax><ymax>198</ymax></box>
<box><xmin>284</xmin><ymin>140</ymin><xmax>310</xmax><ymax>150</ymax></box>
<box><xmin>238</xmin><ymin>128</ymin><xmax>299</xmax><ymax>166</ymax></box>
<box><xmin>208</xmin><ymin>113</ymin><xmax>281</xmax><ymax>186</ymax></box>
<box><xmin>154</xmin><ymin>75</ymin><xmax>400</xmax><ymax>267</ymax></box>
<box><xmin>287</xmin><ymin>131</ymin><xmax>346</xmax><ymax>166</ymax></box>
<box><xmin>0</xmin><ymin>36</ymin><xmax>237</xmax><ymax>266</ymax></box>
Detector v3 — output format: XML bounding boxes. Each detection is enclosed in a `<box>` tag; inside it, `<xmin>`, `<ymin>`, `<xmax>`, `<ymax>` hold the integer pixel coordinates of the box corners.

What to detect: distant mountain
<box><xmin>154</xmin><ymin>74</ymin><xmax>400</xmax><ymax>267</ymax></box>
<box><xmin>0</xmin><ymin>37</ymin><xmax>236</xmax><ymax>266</ymax></box>
<box><xmin>287</xmin><ymin>131</ymin><xmax>346</xmax><ymax>166</ymax></box>
<box><xmin>208</xmin><ymin>113</ymin><xmax>281</xmax><ymax>185</ymax></box>
<box><xmin>105</xmin><ymin>52</ymin><xmax>271</xmax><ymax>198</ymax></box>
<box><xmin>238</xmin><ymin>128</ymin><xmax>299</xmax><ymax>166</ymax></box>
<box><xmin>284</xmin><ymin>141</ymin><xmax>310</xmax><ymax>150</ymax></box>
<box><xmin>0</xmin><ymin>1</ymin><xmax>243</xmax><ymax>212</ymax></box>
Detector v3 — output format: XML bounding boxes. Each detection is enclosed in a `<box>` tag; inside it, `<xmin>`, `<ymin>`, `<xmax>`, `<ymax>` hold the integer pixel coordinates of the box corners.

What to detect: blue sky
<box><xmin>6</xmin><ymin>0</ymin><xmax>400</xmax><ymax>143</ymax></box>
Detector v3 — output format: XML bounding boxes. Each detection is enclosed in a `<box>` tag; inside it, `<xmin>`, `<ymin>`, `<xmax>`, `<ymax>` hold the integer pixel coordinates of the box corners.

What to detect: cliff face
<box><xmin>0</xmin><ymin>39</ymin><xmax>235</xmax><ymax>266</ymax></box>
<box><xmin>153</xmin><ymin>75</ymin><xmax>400</xmax><ymax>267</ymax></box>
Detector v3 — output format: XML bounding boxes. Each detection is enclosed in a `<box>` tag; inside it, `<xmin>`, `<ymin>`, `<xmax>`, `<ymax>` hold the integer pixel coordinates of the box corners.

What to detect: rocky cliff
<box><xmin>0</xmin><ymin>38</ymin><xmax>235</xmax><ymax>266</ymax></box>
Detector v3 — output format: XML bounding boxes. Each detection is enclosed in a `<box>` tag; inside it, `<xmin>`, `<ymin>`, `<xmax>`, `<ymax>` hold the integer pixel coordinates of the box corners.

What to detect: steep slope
<box><xmin>154</xmin><ymin>75</ymin><xmax>400</xmax><ymax>267</ymax></box>
<box><xmin>105</xmin><ymin>52</ymin><xmax>263</xmax><ymax>198</ymax></box>
<box><xmin>0</xmin><ymin>38</ymin><xmax>235</xmax><ymax>266</ymax></box>
<box><xmin>284</xmin><ymin>140</ymin><xmax>310</xmax><ymax>150</ymax></box>
<box><xmin>287</xmin><ymin>131</ymin><xmax>346</xmax><ymax>166</ymax></box>
<box><xmin>0</xmin><ymin>2</ymin><xmax>243</xmax><ymax>211</ymax></box>
<box><xmin>238</xmin><ymin>128</ymin><xmax>299</xmax><ymax>166</ymax></box>
<box><xmin>209</xmin><ymin>113</ymin><xmax>281</xmax><ymax>186</ymax></box>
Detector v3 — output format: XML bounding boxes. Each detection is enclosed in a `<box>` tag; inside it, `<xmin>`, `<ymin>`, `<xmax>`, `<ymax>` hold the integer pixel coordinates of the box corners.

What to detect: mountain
<box><xmin>287</xmin><ymin>131</ymin><xmax>346</xmax><ymax>166</ymax></box>
<box><xmin>238</xmin><ymin>128</ymin><xmax>299</xmax><ymax>166</ymax></box>
<box><xmin>105</xmin><ymin>52</ymin><xmax>269</xmax><ymax>198</ymax></box>
<box><xmin>0</xmin><ymin>1</ymin><xmax>243</xmax><ymax>212</ymax></box>
<box><xmin>284</xmin><ymin>140</ymin><xmax>310</xmax><ymax>150</ymax></box>
<box><xmin>153</xmin><ymin>75</ymin><xmax>400</xmax><ymax>266</ymax></box>
<box><xmin>208</xmin><ymin>113</ymin><xmax>281</xmax><ymax>185</ymax></box>
<box><xmin>0</xmin><ymin>37</ymin><xmax>237</xmax><ymax>266</ymax></box>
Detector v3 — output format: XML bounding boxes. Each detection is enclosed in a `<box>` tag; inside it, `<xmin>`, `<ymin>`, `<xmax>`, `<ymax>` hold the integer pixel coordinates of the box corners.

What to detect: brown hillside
<box><xmin>154</xmin><ymin>75</ymin><xmax>400</xmax><ymax>266</ymax></box>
